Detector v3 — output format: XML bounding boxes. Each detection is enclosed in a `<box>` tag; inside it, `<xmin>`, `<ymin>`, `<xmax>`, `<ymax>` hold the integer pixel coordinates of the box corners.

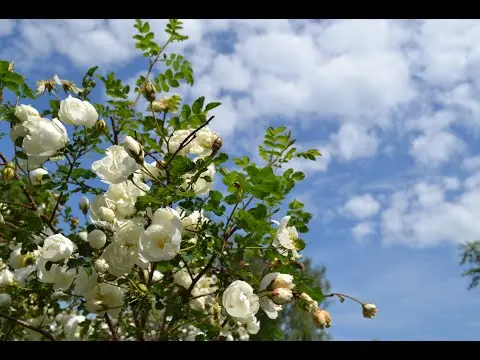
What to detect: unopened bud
<box><xmin>71</xmin><ymin>217</ymin><xmax>79</xmax><ymax>228</ymax></box>
<box><xmin>123</xmin><ymin>136</ymin><xmax>144</xmax><ymax>165</ymax></box>
<box><xmin>98</xmin><ymin>207</ymin><xmax>115</xmax><ymax>223</ymax></box>
<box><xmin>52</xmin><ymin>192</ymin><xmax>60</xmax><ymax>201</ymax></box>
<box><xmin>94</xmin><ymin>258</ymin><xmax>109</xmax><ymax>273</ymax></box>
<box><xmin>212</xmin><ymin>136</ymin><xmax>223</xmax><ymax>151</ymax></box>
<box><xmin>150</xmin><ymin>98</ymin><xmax>169</xmax><ymax>113</ymax></box>
<box><xmin>298</xmin><ymin>292</ymin><xmax>318</xmax><ymax>314</ymax></box>
<box><xmin>312</xmin><ymin>308</ymin><xmax>331</xmax><ymax>329</ymax></box>
<box><xmin>270</xmin><ymin>288</ymin><xmax>293</xmax><ymax>305</ymax></box>
<box><xmin>79</xmin><ymin>197</ymin><xmax>90</xmax><ymax>215</ymax></box>
<box><xmin>271</xmin><ymin>274</ymin><xmax>294</xmax><ymax>290</ymax></box>
<box><xmin>96</xmin><ymin>119</ymin><xmax>107</xmax><ymax>131</ymax></box>
<box><xmin>138</xmin><ymin>283</ymin><xmax>148</xmax><ymax>293</ymax></box>
<box><xmin>143</xmin><ymin>81</ymin><xmax>156</xmax><ymax>103</ymax></box>
<box><xmin>8</xmin><ymin>62</ymin><xmax>14</xmax><ymax>72</ymax></box>
<box><xmin>2</xmin><ymin>167</ymin><xmax>15</xmax><ymax>183</ymax></box>
<box><xmin>362</xmin><ymin>303</ymin><xmax>377</xmax><ymax>319</ymax></box>
<box><xmin>290</xmin><ymin>260</ymin><xmax>305</xmax><ymax>270</ymax></box>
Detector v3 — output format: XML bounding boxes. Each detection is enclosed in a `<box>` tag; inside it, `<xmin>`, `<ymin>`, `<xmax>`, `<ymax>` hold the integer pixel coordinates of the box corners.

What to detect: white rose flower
<box><xmin>189</xmin><ymin>127</ymin><xmax>219</xmax><ymax>156</ymax></box>
<box><xmin>22</xmin><ymin>116</ymin><xmax>69</xmax><ymax>158</ymax></box>
<box><xmin>0</xmin><ymin>268</ymin><xmax>15</xmax><ymax>287</ymax></box>
<box><xmin>182</xmin><ymin>161</ymin><xmax>215</xmax><ymax>196</ymax></box>
<box><xmin>0</xmin><ymin>293</ymin><xmax>12</xmax><ymax>308</ymax></box>
<box><xmin>102</xmin><ymin>220</ymin><xmax>148</xmax><ymax>277</ymax></box>
<box><xmin>73</xmin><ymin>267</ymin><xmax>98</xmax><ymax>298</ymax></box>
<box><xmin>19</xmin><ymin>154</ymin><xmax>50</xmax><ymax>170</ymax></box>
<box><xmin>37</xmin><ymin>259</ymin><xmax>76</xmax><ymax>291</ymax></box>
<box><xmin>30</xmin><ymin>168</ymin><xmax>49</xmax><ymax>185</ymax></box>
<box><xmin>85</xmin><ymin>282</ymin><xmax>125</xmax><ymax>317</ymax></box>
<box><xmin>94</xmin><ymin>258</ymin><xmax>109</xmax><ymax>273</ymax></box>
<box><xmin>168</xmin><ymin>129</ymin><xmax>193</xmax><ymax>155</ymax></box>
<box><xmin>39</xmin><ymin>234</ymin><xmax>77</xmax><ymax>262</ymax></box>
<box><xmin>13</xmin><ymin>265</ymin><xmax>36</xmax><ymax>287</ymax></box>
<box><xmin>91</xmin><ymin>145</ymin><xmax>141</xmax><ymax>184</ymax></box>
<box><xmin>88</xmin><ymin>229</ymin><xmax>107</xmax><ymax>249</ymax></box>
<box><xmin>245</xmin><ymin>316</ymin><xmax>260</xmax><ymax>335</ymax></box>
<box><xmin>173</xmin><ymin>268</ymin><xmax>192</xmax><ymax>289</ymax></box>
<box><xmin>222</xmin><ymin>280</ymin><xmax>260</xmax><ymax>320</ymax></box>
<box><xmin>258</xmin><ymin>273</ymin><xmax>283</xmax><ymax>319</ymax></box>
<box><xmin>272</xmin><ymin>216</ymin><xmax>302</xmax><ymax>260</ymax></box>
<box><xmin>271</xmin><ymin>273</ymin><xmax>294</xmax><ymax>290</ymax></box>
<box><xmin>139</xmin><ymin>208</ymin><xmax>183</xmax><ymax>262</ymax></box>
<box><xmin>64</xmin><ymin>315</ymin><xmax>86</xmax><ymax>338</ymax></box>
<box><xmin>58</xmin><ymin>95</ymin><xmax>98</xmax><ymax>128</ymax></box>
<box><xmin>104</xmin><ymin>179</ymin><xmax>150</xmax><ymax>219</ymax></box>
<box><xmin>8</xmin><ymin>244</ymin><xmax>26</xmax><ymax>269</ymax></box>
<box><xmin>14</xmin><ymin>104</ymin><xmax>40</xmax><ymax>123</ymax></box>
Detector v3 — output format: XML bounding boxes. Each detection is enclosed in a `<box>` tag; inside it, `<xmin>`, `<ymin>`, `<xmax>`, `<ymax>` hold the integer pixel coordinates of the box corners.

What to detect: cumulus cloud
<box><xmin>409</xmin><ymin>131</ymin><xmax>466</xmax><ymax>167</ymax></box>
<box><xmin>343</xmin><ymin>194</ymin><xmax>380</xmax><ymax>219</ymax></box>
<box><xmin>352</xmin><ymin>222</ymin><xmax>375</xmax><ymax>240</ymax></box>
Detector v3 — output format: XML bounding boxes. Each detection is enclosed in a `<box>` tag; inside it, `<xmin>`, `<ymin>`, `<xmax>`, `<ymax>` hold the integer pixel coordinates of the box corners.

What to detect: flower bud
<box><xmin>269</xmin><ymin>257</ymin><xmax>281</xmax><ymax>269</ymax></box>
<box><xmin>362</xmin><ymin>303</ymin><xmax>377</xmax><ymax>319</ymax></box>
<box><xmin>271</xmin><ymin>274</ymin><xmax>294</xmax><ymax>290</ymax></box>
<box><xmin>271</xmin><ymin>288</ymin><xmax>293</xmax><ymax>305</ymax></box>
<box><xmin>7</xmin><ymin>62</ymin><xmax>14</xmax><ymax>72</ymax></box>
<box><xmin>2</xmin><ymin>167</ymin><xmax>15</xmax><ymax>183</ymax></box>
<box><xmin>311</xmin><ymin>308</ymin><xmax>331</xmax><ymax>329</ymax></box>
<box><xmin>298</xmin><ymin>292</ymin><xmax>318</xmax><ymax>314</ymax></box>
<box><xmin>71</xmin><ymin>217</ymin><xmax>79</xmax><ymax>228</ymax></box>
<box><xmin>123</xmin><ymin>136</ymin><xmax>144</xmax><ymax>165</ymax></box>
<box><xmin>94</xmin><ymin>258</ymin><xmax>109</xmax><ymax>273</ymax></box>
<box><xmin>79</xmin><ymin>197</ymin><xmax>90</xmax><ymax>215</ymax></box>
<box><xmin>0</xmin><ymin>269</ymin><xmax>15</xmax><ymax>287</ymax></box>
<box><xmin>0</xmin><ymin>293</ymin><xmax>12</xmax><ymax>308</ymax></box>
<box><xmin>88</xmin><ymin>229</ymin><xmax>107</xmax><ymax>249</ymax></box>
<box><xmin>98</xmin><ymin>207</ymin><xmax>115</xmax><ymax>223</ymax></box>
<box><xmin>212</xmin><ymin>136</ymin><xmax>223</xmax><ymax>152</ymax></box>
<box><xmin>97</xmin><ymin>119</ymin><xmax>107</xmax><ymax>131</ymax></box>
<box><xmin>138</xmin><ymin>283</ymin><xmax>148</xmax><ymax>293</ymax></box>
<box><xmin>143</xmin><ymin>81</ymin><xmax>156</xmax><ymax>103</ymax></box>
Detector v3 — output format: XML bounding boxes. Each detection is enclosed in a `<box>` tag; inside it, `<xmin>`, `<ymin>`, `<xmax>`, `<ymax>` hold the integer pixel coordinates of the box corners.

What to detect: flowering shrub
<box><xmin>0</xmin><ymin>19</ymin><xmax>376</xmax><ymax>341</ymax></box>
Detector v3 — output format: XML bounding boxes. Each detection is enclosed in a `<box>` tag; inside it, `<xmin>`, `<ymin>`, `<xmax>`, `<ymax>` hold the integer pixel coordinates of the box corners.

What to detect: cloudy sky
<box><xmin>1</xmin><ymin>19</ymin><xmax>480</xmax><ymax>340</ymax></box>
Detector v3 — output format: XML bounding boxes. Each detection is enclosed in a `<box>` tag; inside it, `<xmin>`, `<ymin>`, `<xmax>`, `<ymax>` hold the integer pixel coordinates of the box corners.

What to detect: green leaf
<box><xmin>49</xmin><ymin>100</ymin><xmax>60</xmax><ymax>110</ymax></box>
<box><xmin>169</xmin><ymin>156</ymin><xmax>196</xmax><ymax>177</ymax></box>
<box><xmin>192</xmin><ymin>96</ymin><xmax>205</xmax><ymax>114</ymax></box>
<box><xmin>141</xmin><ymin>22</ymin><xmax>150</xmax><ymax>33</ymax></box>
<box><xmin>205</xmin><ymin>102</ymin><xmax>221</xmax><ymax>112</ymax></box>
<box><xmin>15</xmin><ymin>151</ymin><xmax>27</xmax><ymax>160</ymax></box>
<box><xmin>87</xmin><ymin>66</ymin><xmax>99</xmax><ymax>77</ymax></box>
<box><xmin>291</xmin><ymin>171</ymin><xmax>305</xmax><ymax>181</ymax></box>
<box><xmin>289</xmin><ymin>199</ymin><xmax>304</xmax><ymax>210</ymax></box>
<box><xmin>181</xmin><ymin>104</ymin><xmax>191</xmax><ymax>120</ymax></box>
<box><xmin>0</xmin><ymin>60</ymin><xmax>9</xmax><ymax>73</ymax></box>
<box><xmin>3</xmin><ymin>72</ymin><xmax>24</xmax><ymax>84</ymax></box>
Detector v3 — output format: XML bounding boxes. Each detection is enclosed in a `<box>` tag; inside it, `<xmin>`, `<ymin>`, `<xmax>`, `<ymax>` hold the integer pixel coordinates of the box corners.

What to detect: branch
<box><xmin>0</xmin><ymin>312</ymin><xmax>56</xmax><ymax>341</ymax></box>
<box><xmin>104</xmin><ymin>313</ymin><xmax>119</xmax><ymax>341</ymax></box>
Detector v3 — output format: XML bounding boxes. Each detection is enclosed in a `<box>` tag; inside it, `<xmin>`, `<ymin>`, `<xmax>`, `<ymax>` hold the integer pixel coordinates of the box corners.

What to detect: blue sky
<box><xmin>1</xmin><ymin>19</ymin><xmax>480</xmax><ymax>340</ymax></box>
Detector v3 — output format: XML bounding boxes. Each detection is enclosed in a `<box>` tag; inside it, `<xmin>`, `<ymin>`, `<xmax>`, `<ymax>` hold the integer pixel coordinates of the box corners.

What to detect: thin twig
<box><xmin>104</xmin><ymin>313</ymin><xmax>119</xmax><ymax>341</ymax></box>
<box><xmin>0</xmin><ymin>312</ymin><xmax>56</xmax><ymax>341</ymax></box>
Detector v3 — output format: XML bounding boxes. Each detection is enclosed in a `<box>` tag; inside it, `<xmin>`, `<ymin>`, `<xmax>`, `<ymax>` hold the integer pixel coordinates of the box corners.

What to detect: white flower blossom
<box><xmin>168</xmin><ymin>129</ymin><xmax>193</xmax><ymax>155</ymax></box>
<box><xmin>0</xmin><ymin>268</ymin><xmax>15</xmax><ymax>287</ymax></box>
<box><xmin>73</xmin><ymin>267</ymin><xmax>98</xmax><ymax>298</ymax></box>
<box><xmin>91</xmin><ymin>145</ymin><xmax>141</xmax><ymax>185</ymax></box>
<box><xmin>222</xmin><ymin>280</ymin><xmax>260</xmax><ymax>322</ymax></box>
<box><xmin>22</xmin><ymin>116</ymin><xmax>69</xmax><ymax>158</ymax></box>
<box><xmin>38</xmin><ymin>234</ymin><xmax>77</xmax><ymax>262</ymax></box>
<box><xmin>58</xmin><ymin>95</ymin><xmax>98</xmax><ymax>128</ymax></box>
<box><xmin>272</xmin><ymin>216</ymin><xmax>302</xmax><ymax>260</ymax></box>
<box><xmin>139</xmin><ymin>207</ymin><xmax>183</xmax><ymax>262</ymax></box>
<box><xmin>189</xmin><ymin>127</ymin><xmax>219</xmax><ymax>156</ymax></box>
<box><xmin>14</xmin><ymin>104</ymin><xmax>40</xmax><ymax>123</ymax></box>
<box><xmin>30</xmin><ymin>168</ymin><xmax>49</xmax><ymax>185</ymax></box>
<box><xmin>88</xmin><ymin>229</ymin><xmax>107</xmax><ymax>249</ymax></box>
<box><xmin>84</xmin><ymin>282</ymin><xmax>125</xmax><ymax>317</ymax></box>
<box><xmin>37</xmin><ymin>259</ymin><xmax>76</xmax><ymax>291</ymax></box>
<box><xmin>182</xmin><ymin>161</ymin><xmax>215</xmax><ymax>196</ymax></box>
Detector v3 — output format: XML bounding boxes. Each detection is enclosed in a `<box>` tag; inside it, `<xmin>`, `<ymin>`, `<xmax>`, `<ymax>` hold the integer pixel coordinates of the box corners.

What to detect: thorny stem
<box><xmin>0</xmin><ymin>312</ymin><xmax>56</xmax><ymax>341</ymax></box>
<box><xmin>109</xmin><ymin>117</ymin><xmax>119</xmax><ymax>144</ymax></box>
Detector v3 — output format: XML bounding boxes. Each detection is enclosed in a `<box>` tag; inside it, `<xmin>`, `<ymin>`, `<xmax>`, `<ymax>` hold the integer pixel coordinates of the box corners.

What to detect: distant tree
<box><xmin>459</xmin><ymin>241</ymin><xmax>480</xmax><ymax>289</ymax></box>
<box><xmin>252</xmin><ymin>257</ymin><xmax>332</xmax><ymax>341</ymax></box>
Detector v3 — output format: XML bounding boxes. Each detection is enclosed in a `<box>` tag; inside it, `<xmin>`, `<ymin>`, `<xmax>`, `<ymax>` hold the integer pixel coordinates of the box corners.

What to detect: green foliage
<box><xmin>459</xmin><ymin>241</ymin><xmax>480</xmax><ymax>289</ymax></box>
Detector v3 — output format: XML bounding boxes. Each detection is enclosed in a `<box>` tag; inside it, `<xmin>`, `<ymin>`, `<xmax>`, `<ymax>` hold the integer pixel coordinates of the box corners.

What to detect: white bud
<box><xmin>88</xmin><ymin>229</ymin><xmax>107</xmax><ymax>249</ymax></box>
<box><xmin>123</xmin><ymin>136</ymin><xmax>144</xmax><ymax>165</ymax></box>
<box><xmin>0</xmin><ymin>293</ymin><xmax>12</xmax><ymax>308</ymax></box>
<box><xmin>94</xmin><ymin>258</ymin><xmax>109</xmax><ymax>273</ymax></box>
<box><xmin>0</xmin><ymin>269</ymin><xmax>15</xmax><ymax>287</ymax></box>
<box><xmin>79</xmin><ymin>197</ymin><xmax>90</xmax><ymax>214</ymax></box>
<box><xmin>270</xmin><ymin>288</ymin><xmax>293</xmax><ymax>305</ymax></box>
<box><xmin>152</xmin><ymin>270</ymin><xmax>164</xmax><ymax>282</ymax></box>
<box><xmin>362</xmin><ymin>303</ymin><xmax>377</xmax><ymax>319</ymax></box>
<box><xmin>98</xmin><ymin>207</ymin><xmax>115</xmax><ymax>223</ymax></box>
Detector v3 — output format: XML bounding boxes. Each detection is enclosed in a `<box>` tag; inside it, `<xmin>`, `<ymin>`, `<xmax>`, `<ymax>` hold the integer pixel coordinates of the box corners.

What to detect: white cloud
<box><xmin>463</xmin><ymin>155</ymin><xmax>480</xmax><ymax>171</ymax></box>
<box><xmin>352</xmin><ymin>222</ymin><xmax>374</xmax><ymax>240</ymax></box>
<box><xmin>409</xmin><ymin>131</ymin><xmax>466</xmax><ymax>167</ymax></box>
<box><xmin>343</xmin><ymin>194</ymin><xmax>380</xmax><ymax>219</ymax></box>
<box><xmin>329</xmin><ymin>123</ymin><xmax>379</xmax><ymax>161</ymax></box>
